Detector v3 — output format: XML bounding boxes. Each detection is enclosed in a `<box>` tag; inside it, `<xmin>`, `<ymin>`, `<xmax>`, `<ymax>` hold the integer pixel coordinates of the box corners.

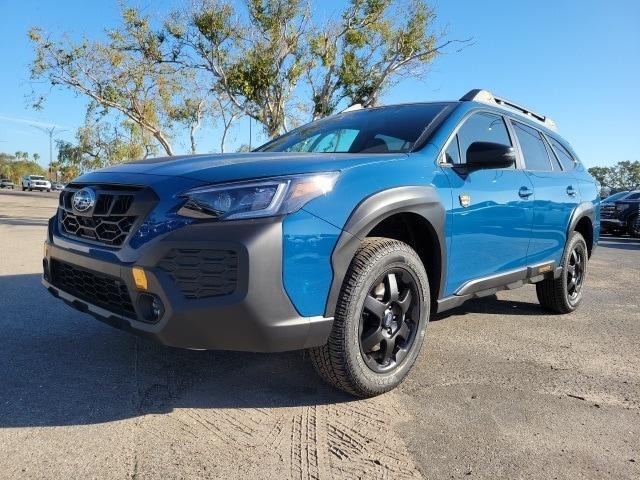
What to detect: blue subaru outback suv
<box><xmin>43</xmin><ymin>89</ymin><xmax>600</xmax><ymax>397</ymax></box>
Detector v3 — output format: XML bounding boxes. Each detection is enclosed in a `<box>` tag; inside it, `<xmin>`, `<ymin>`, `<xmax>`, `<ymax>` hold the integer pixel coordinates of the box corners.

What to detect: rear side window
<box><xmin>456</xmin><ymin>112</ymin><xmax>512</xmax><ymax>164</ymax></box>
<box><xmin>548</xmin><ymin>137</ymin><xmax>577</xmax><ymax>171</ymax></box>
<box><xmin>512</xmin><ymin>121</ymin><xmax>553</xmax><ymax>171</ymax></box>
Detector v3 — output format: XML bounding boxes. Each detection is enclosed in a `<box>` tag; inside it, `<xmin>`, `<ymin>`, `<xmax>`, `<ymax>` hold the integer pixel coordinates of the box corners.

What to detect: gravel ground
<box><xmin>0</xmin><ymin>189</ymin><xmax>638</xmax><ymax>479</ymax></box>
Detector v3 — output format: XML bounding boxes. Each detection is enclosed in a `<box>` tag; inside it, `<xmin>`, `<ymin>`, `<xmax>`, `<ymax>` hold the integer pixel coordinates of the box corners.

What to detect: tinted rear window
<box><xmin>259</xmin><ymin>104</ymin><xmax>449</xmax><ymax>154</ymax></box>
<box><xmin>547</xmin><ymin>136</ymin><xmax>577</xmax><ymax>171</ymax></box>
<box><xmin>512</xmin><ymin>121</ymin><xmax>553</xmax><ymax>171</ymax></box>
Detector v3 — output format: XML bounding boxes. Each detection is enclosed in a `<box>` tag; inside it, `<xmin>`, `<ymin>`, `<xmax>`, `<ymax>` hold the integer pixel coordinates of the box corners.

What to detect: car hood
<box><xmin>90</xmin><ymin>152</ymin><xmax>407</xmax><ymax>184</ymax></box>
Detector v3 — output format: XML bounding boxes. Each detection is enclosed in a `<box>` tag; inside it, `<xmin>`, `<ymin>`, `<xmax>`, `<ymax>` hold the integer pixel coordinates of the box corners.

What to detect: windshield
<box><xmin>603</xmin><ymin>191</ymin><xmax>629</xmax><ymax>202</ymax></box>
<box><xmin>30</xmin><ymin>176</ymin><xmax>45</xmax><ymax>180</ymax></box>
<box><xmin>259</xmin><ymin>103</ymin><xmax>450</xmax><ymax>154</ymax></box>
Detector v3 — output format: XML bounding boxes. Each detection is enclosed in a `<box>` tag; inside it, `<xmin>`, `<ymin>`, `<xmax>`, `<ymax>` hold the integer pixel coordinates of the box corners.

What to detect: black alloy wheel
<box><xmin>566</xmin><ymin>245</ymin><xmax>585</xmax><ymax>300</ymax></box>
<box><xmin>359</xmin><ymin>269</ymin><xmax>420</xmax><ymax>373</ymax></box>
<box><xmin>536</xmin><ymin>231</ymin><xmax>588</xmax><ymax>313</ymax></box>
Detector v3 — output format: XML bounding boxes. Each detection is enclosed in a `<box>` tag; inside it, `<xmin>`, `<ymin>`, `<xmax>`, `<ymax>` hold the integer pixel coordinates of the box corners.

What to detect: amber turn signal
<box><xmin>132</xmin><ymin>266</ymin><xmax>148</xmax><ymax>290</ymax></box>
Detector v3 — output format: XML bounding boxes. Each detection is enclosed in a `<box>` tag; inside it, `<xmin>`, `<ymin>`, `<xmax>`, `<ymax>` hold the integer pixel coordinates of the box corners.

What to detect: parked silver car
<box><xmin>0</xmin><ymin>178</ymin><xmax>15</xmax><ymax>189</ymax></box>
<box><xmin>21</xmin><ymin>175</ymin><xmax>51</xmax><ymax>192</ymax></box>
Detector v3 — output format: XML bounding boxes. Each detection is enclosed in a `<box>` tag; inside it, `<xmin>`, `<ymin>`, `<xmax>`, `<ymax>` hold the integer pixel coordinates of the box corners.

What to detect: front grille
<box><xmin>158</xmin><ymin>249</ymin><xmax>239</xmax><ymax>299</ymax></box>
<box><xmin>60</xmin><ymin>210</ymin><xmax>136</xmax><ymax>246</ymax></box>
<box><xmin>600</xmin><ymin>205</ymin><xmax>616</xmax><ymax>219</ymax></box>
<box><xmin>58</xmin><ymin>185</ymin><xmax>157</xmax><ymax>248</ymax></box>
<box><xmin>50</xmin><ymin>259</ymin><xmax>136</xmax><ymax>319</ymax></box>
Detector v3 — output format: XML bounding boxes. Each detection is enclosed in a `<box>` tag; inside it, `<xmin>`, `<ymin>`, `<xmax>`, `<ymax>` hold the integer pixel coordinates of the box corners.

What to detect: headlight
<box><xmin>177</xmin><ymin>172</ymin><xmax>340</xmax><ymax>220</ymax></box>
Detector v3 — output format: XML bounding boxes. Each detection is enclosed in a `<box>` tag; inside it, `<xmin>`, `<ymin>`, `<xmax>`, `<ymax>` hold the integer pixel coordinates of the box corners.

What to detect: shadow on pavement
<box><xmin>0</xmin><ymin>272</ymin><xmax>560</xmax><ymax>429</ymax></box>
<box><xmin>0</xmin><ymin>273</ymin><xmax>350</xmax><ymax>429</ymax></box>
<box><xmin>0</xmin><ymin>190</ymin><xmax>59</xmax><ymax>199</ymax></box>
<box><xmin>0</xmin><ymin>214</ymin><xmax>49</xmax><ymax>227</ymax></box>
<box><xmin>432</xmin><ymin>294</ymin><xmax>544</xmax><ymax>321</ymax></box>
<box><xmin>597</xmin><ymin>235</ymin><xmax>640</xmax><ymax>251</ymax></box>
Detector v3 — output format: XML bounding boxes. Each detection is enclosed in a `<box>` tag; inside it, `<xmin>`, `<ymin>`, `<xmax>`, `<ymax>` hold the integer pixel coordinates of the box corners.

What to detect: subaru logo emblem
<box><xmin>72</xmin><ymin>187</ymin><xmax>96</xmax><ymax>213</ymax></box>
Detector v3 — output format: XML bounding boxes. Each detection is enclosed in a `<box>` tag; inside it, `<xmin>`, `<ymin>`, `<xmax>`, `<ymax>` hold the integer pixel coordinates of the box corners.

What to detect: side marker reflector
<box><xmin>132</xmin><ymin>267</ymin><xmax>148</xmax><ymax>290</ymax></box>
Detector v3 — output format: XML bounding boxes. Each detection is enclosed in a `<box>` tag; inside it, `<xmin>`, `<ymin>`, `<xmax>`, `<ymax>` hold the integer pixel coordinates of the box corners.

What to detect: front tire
<box><xmin>536</xmin><ymin>231</ymin><xmax>588</xmax><ymax>313</ymax></box>
<box><xmin>309</xmin><ymin>237</ymin><xmax>430</xmax><ymax>397</ymax></box>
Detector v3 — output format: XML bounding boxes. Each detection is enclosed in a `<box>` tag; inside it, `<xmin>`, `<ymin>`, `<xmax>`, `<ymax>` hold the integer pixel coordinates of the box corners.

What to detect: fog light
<box><xmin>132</xmin><ymin>266</ymin><xmax>148</xmax><ymax>290</ymax></box>
<box><xmin>137</xmin><ymin>293</ymin><xmax>164</xmax><ymax>322</ymax></box>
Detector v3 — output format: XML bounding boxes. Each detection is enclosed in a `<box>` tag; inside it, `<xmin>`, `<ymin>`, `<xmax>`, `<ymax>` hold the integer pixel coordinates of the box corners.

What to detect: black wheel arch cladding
<box><xmin>324</xmin><ymin>186</ymin><xmax>446</xmax><ymax>318</ymax></box>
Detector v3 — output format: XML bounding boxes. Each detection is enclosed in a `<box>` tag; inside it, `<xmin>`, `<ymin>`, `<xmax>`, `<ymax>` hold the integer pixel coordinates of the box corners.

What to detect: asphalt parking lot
<box><xmin>0</xmin><ymin>188</ymin><xmax>638</xmax><ymax>479</ymax></box>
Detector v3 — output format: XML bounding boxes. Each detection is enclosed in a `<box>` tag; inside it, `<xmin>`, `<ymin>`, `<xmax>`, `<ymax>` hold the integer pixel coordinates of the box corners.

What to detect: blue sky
<box><xmin>0</xmin><ymin>0</ymin><xmax>638</xmax><ymax>168</ymax></box>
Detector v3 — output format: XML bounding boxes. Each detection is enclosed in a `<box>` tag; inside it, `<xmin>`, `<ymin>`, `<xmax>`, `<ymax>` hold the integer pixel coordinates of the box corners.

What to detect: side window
<box><xmin>443</xmin><ymin>135</ymin><xmax>461</xmax><ymax>164</ymax></box>
<box><xmin>457</xmin><ymin>112</ymin><xmax>512</xmax><ymax>164</ymax></box>
<box><xmin>543</xmin><ymin>138</ymin><xmax>563</xmax><ymax>171</ymax></box>
<box><xmin>512</xmin><ymin>121</ymin><xmax>553</xmax><ymax>171</ymax></box>
<box><xmin>625</xmin><ymin>192</ymin><xmax>640</xmax><ymax>200</ymax></box>
<box><xmin>547</xmin><ymin>136</ymin><xmax>577</xmax><ymax>171</ymax></box>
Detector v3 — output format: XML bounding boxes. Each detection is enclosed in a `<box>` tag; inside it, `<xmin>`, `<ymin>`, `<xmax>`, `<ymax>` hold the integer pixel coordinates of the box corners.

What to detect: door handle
<box><xmin>566</xmin><ymin>185</ymin><xmax>577</xmax><ymax>196</ymax></box>
<box><xmin>518</xmin><ymin>186</ymin><xmax>534</xmax><ymax>198</ymax></box>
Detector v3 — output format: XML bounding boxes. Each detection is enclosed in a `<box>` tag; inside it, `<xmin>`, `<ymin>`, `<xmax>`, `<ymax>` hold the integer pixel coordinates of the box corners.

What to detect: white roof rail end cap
<box><xmin>341</xmin><ymin>103</ymin><xmax>363</xmax><ymax>113</ymax></box>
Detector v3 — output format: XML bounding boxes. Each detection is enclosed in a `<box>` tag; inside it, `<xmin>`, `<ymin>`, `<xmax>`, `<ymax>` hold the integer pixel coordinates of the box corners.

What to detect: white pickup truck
<box><xmin>21</xmin><ymin>175</ymin><xmax>51</xmax><ymax>192</ymax></box>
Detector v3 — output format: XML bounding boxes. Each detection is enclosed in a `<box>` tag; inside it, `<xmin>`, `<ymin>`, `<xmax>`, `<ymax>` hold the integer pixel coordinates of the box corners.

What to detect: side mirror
<box><xmin>462</xmin><ymin>142</ymin><xmax>516</xmax><ymax>170</ymax></box>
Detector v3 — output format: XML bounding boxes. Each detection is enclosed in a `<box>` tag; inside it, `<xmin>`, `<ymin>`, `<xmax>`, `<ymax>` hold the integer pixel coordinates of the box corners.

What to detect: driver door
<box><xmin>441</xmin><ymin>112</ymin><xmax>535</xmax><ymax>296</ymax></box>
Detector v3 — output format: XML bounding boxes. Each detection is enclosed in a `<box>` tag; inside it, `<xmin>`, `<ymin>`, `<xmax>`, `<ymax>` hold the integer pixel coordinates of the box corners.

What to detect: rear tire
<box><xmin>309</xmin><ymin>237</ymin><xmax>430</xmax><ymax>397</ymax></box>
<box><xmin>536</xmin><ymin>231</ymin><xmax>588</xmax><ymax>314</ymax></box>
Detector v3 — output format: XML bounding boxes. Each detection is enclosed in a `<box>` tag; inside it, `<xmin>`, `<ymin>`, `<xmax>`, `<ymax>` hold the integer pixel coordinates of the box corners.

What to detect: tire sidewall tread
<box><xmin>536</xmin><ymin>231</ymin><xmax>588</xmax><ymax>314</ymax></box>
<box><xmin>310</xmin><ymin>237</ymin><xmax>430</xmax><ymax>397</ymax></box>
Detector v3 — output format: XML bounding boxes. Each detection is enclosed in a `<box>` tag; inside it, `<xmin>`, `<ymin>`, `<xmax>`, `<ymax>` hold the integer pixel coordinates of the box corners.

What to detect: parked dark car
<box><xmin>600</xmin><ymin>190</ymin><xmax>640</xmax><ymax>237</ymax></box>
<box><xmin>0</xmin><ymin>178</ymin><xmax>15</xmax><ymax>189</ymax></box>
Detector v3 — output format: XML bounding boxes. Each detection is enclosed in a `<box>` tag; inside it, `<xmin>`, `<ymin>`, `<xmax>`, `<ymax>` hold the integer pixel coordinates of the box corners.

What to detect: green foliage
<box><xmin>28</xmin><ymin>0</ymin><xmax>467</xmax><ymax>153</ymax></box>
<box><xmin>307</xmin><ymin>0</ymin><xmax>450</xmax><ymax>118</ymax></box>
<box><xmin>55</xmin><ymin>106</ymin><xmax>159</xmax><ymax>174</ymax></box>
<box><xmin>180</xmin><ymin>0</ymin><xmax>309</xmax><ymax>137</ymax></box>
<box><xmin>28</xmin><ymin>7</ymin><xmax>204</xmax><ymax>157</ymax></box>
<box><xmin>588</xmin><ymin>161</ymin><xmax>640</xmax><ymax>191</ymax></box>
<box><xmin>0</xmin><ymin>152</ymin><xmax>47</xmax><ymax>184</ymax></box>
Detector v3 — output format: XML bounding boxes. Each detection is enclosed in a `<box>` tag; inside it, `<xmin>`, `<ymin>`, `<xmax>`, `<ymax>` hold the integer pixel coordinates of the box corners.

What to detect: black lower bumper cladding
<box><xmin>43</xmin><ymin>216</ymin><xmax>333</xmax><ymax>352</ymax></box>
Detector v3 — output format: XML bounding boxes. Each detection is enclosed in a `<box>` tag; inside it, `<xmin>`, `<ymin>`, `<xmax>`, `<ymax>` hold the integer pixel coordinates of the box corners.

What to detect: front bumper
<box><xmin>43</xmin><ymin>217</ymin><xmax>333</xmax><ymax>352</ymax></box>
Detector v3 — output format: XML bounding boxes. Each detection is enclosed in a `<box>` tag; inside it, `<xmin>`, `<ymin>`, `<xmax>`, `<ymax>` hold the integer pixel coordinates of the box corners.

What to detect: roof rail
<box><xmin>460</xmin><ymin>89</ymin><xmax>557</xmax><ymax>130</ymax></box>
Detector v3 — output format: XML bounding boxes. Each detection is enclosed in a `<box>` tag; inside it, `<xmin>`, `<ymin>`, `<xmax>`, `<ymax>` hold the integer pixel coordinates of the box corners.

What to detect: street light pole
<box><xmin>32</xmin><ymin>125</ymin><xmax>66</xmax><ymax>181</ymax></box>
